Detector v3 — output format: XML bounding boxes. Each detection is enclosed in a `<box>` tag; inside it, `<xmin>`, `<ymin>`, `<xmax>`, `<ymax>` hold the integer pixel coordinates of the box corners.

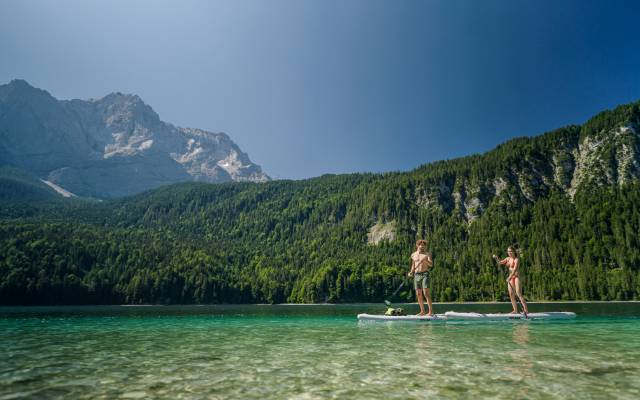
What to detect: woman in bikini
<box><xmin>493</xmin><ymin>246</ymin><xmax>529</xmax><ymax>314</ymax></box>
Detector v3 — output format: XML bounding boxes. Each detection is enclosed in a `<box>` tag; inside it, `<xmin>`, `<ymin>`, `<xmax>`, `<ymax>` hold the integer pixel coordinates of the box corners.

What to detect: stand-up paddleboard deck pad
<box><xmin>357</xmin><ymin>313</ymin><xmax>446</xmax><ymax>321</ymax></box>
<box><xmin>444</xmin><ymin>311</ymin><xmax>576</xmax><ymax>320</ymax></box>
<box><xmin>357</xmin><ymin>311</ymin><xmax>576</xmax><ymax>321</ymax></box>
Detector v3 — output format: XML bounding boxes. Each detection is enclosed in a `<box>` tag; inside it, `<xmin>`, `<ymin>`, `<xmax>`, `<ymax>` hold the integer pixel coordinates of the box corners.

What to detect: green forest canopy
<box><xmin>1</xmin><ymin>101</ymin><xmax>639</xmax><ymax>304</ymax></box>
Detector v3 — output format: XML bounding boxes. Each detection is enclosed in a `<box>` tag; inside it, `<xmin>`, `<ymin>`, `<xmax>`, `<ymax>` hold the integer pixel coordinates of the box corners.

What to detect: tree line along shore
<box><xmin>1</xmin><ymin>101</ymin><xmax>640</xmax><ymax>305</ymax></box>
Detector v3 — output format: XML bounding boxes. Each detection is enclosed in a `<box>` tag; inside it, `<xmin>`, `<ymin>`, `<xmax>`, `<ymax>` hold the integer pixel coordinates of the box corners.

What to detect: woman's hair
<box><xmin>507</xmin><ymin>246</ymin><xmax>518</xmax><ymax>257</ymax></box>
<box><xmin>416</xmin><ymin>239</ymin><xmax>427</xmax><ymax>247</ymax></box>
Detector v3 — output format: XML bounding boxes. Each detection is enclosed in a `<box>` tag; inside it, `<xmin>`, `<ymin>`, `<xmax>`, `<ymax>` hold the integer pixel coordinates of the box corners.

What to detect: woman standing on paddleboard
<box><xmin>493</xmin><ymin>246</ymin><xmax>529</xmax><ymax>314</ymax></box>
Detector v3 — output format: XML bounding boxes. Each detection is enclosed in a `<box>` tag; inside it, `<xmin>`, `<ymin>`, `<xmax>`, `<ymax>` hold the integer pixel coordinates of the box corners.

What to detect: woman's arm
<box><xmin>492</xmin><ymin>254</ymin><xmax>508</xmax><ymax>266</ymax></box>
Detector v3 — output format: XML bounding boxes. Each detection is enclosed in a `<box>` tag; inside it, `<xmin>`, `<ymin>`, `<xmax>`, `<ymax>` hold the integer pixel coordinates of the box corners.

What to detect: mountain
<box><xmin>0</xmin><ymin>99</ymin><xmax>639</xmax><ymax>305</ymax></box>
<box><xmin>408</xmin><ymin>102</ymin><xmax>640</xmax><ymax>223</ymax></box>
<box><xmin>0</xmin><ymin>165</ymin><xmax>60</xmax><ymax>202</ymax></box>
<box><xmin>0</xmin><ymin>79</ymin><xmax>269</xmax><ymax>198</ymax></box>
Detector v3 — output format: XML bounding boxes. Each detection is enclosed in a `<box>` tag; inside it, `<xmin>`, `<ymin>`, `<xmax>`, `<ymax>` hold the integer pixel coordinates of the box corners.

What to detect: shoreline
<box><xmin>1</xmin><ymin>300</ymin><xmax>639</xmax><ymax>307</ymax></box>
<box><xmin>273</xmin><ymin>300</ymin><xmax>640</xmax><ymax>305</ymax></box>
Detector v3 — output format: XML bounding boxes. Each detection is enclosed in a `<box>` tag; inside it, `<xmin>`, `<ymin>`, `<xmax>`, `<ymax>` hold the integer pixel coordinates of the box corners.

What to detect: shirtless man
<box><xmin>407</xmin><ymin>239</ymin><xmax>434</xmax><ymax>316</ymax></box>
<box><xmin>493</xmin><ymin>246</ymin><xmax>529</xmax><ymax>314</ymax></box>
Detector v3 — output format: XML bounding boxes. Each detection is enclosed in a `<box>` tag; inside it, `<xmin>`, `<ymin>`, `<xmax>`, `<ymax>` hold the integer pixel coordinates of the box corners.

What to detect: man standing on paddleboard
<box><xmin>408</xmin><ymin>239</ymin><xmax>434</xmax><ymax>316</ymax></box>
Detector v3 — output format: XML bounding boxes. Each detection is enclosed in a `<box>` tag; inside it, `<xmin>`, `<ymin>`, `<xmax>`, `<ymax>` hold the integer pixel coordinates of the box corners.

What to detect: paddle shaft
<box><xmin>384</xmin><ymin>280</ymin><xmax>405</xmax><ymax>307</ymax></box>
<box><xmin>391</xmin><ymin>280</ymin><xmax>405</xmax><ymax>297</ymax></box>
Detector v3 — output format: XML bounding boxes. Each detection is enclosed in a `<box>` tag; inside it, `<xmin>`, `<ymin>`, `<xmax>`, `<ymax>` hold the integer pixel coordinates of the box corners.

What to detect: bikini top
<box><xmin>506</xmin><ymin>257</ymin><xmax>519</xmax><ymax>275</ymax></box>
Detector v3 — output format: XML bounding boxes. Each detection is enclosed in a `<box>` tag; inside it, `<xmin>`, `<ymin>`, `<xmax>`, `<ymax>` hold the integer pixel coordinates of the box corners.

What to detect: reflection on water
<box><xmin>1</xmin><ymin>304</ymin><xmax>639</xmax><ymax>399</ymax></box>
<box><xmin>512</xmin><ymin>323</ymin><xmax>530</xmax><ymax>345</ymax></box>
<box><xmin>505</xmin><ymin>324</ymin><xmax>534</xmax><ymax>398</ymax></box>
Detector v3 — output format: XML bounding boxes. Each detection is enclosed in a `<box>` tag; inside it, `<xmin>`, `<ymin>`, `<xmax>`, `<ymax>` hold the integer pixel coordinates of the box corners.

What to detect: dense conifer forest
<box><xmin>1</xmin><ymin>101</ymin><xmax>639</xmax><ymax>304</ymax></box>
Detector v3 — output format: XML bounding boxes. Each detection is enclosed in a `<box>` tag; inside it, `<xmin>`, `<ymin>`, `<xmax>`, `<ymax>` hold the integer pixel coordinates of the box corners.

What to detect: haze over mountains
<box><xmin>0</xmin><ymin>79</ymin><xmax>269</xmax><ymax>198</ymax></box>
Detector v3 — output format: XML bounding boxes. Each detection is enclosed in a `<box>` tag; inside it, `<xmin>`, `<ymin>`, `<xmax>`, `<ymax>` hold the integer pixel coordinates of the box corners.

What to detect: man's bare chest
<box><xmin>412</xmin><ymin>253</ymin><xmax>428</xmax><ymax>265</ymax></box>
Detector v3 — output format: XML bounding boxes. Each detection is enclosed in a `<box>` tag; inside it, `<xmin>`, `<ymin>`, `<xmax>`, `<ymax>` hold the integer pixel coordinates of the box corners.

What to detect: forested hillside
<box><xmin>0</xmin><ymin>166</ymin><xmax>60</xmax><ymax>202</ymax></box>
<box><xmin>1</xmin><ymin>101</ymin><xmax>639</xmax><ymax>304</ymax></box>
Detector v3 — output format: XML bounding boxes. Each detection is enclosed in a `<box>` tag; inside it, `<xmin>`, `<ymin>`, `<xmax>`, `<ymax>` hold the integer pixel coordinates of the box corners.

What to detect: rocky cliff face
<box><xmin>412</xmin><ymin>104</ymin><xmax>640</xmax><ymax>224</ymax></box>
<box><xmin>0</xmin><ymin>80</ymin><xmax>269</xmax><ymax>198</ymax></box>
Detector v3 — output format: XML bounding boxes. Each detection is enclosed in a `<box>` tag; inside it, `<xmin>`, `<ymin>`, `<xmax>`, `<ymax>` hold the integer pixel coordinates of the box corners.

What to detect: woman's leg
<box><xmin>514</xmin><ymin>278</ymin><xmax>529</xmax><ymax>313</ymax></box>
<box><xmin>507</xmin><ymin>280</ymin><xmax>518</xmax><ymax>313</ymax></box>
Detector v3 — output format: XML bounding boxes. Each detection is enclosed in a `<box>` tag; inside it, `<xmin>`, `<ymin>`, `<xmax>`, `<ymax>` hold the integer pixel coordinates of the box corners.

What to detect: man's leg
<box><xmin>416</xmin><ymin>289</ymin><xmax>426</xmax><ymax>315</ymax></box>
<box><xmin>423</xmin><ymin>288</ymin><xmax>433</xmax><ymax>316</ymax></box>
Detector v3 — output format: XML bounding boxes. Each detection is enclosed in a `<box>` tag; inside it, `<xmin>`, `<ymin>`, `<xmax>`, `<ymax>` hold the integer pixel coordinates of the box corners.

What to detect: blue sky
<box><xmin>1</xmin><ymin>0</ymin><xmax>639</xmax><ymax>179</ymax></box>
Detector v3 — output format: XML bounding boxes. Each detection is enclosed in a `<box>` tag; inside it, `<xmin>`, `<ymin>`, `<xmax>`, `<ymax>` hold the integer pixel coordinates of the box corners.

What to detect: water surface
<box><xmin>1</xmin><ymin>303</ymin><xmax>639</xmax><ymax>399</ymax></box>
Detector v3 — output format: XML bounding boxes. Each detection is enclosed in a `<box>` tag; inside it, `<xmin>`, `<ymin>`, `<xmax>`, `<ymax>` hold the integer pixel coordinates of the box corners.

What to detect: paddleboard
<box><xmin>357</xmin><ymin>313</ymin><xmax>447</xmax><ymax>321</ymax></box>
<box><xmin>444</xmin><ymin>311</ymin><xmax>576</xmax><ymax>320</ymax></box>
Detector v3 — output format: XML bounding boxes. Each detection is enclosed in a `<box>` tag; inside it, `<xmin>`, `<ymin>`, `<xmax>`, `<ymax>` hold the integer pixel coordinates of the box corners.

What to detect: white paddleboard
<box><xmin>444</xmin><ymin>311</ymin><xmax>576</xmax><ymax>320</ymax></box>
<box><xmin>357</xmin><ymin>313</ymin><xmax>447</xmax><ymax>321</ymax></box>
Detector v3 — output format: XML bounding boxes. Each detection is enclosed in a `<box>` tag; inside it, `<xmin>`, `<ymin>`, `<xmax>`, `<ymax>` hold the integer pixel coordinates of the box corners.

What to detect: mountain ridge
<box><xmin>0</xmin><ymin>79</ymin><xmax>269</xmax><ymax>198</ymax></box>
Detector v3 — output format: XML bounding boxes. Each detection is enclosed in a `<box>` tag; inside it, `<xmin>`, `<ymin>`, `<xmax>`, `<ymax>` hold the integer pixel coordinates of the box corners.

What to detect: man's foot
<box><xmin>416</xmin><ymin>312</ymin><xmax>426</xmax><ymax>316</ymax></box>
<box><xmin>426</xmin><ymin>313</ymin><xmax>434</xmax><ymax>317</ymax></box>
<box><xmin>509</xmin><ymin>310</ymin><xmax>519</xmax><ymax>314</ymax></box>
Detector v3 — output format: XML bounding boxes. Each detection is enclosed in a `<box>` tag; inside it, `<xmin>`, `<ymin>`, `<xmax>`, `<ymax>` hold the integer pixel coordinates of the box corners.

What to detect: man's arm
<box><xmin>426</xmin><ymin>253</ymin><xmax>433</xmax><ymax>269</ymax></box>
<box><xmin>407</xmin><ymin>258</ymin><xmax>415</xmax><ymax>276</ymax></box>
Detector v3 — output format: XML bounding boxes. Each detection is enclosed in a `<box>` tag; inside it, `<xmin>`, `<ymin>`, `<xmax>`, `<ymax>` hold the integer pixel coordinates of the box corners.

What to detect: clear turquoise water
<box><xmin>1</xmin><ymin>303</ymin><xmax>639</xmax><ymax>399</ymax></box>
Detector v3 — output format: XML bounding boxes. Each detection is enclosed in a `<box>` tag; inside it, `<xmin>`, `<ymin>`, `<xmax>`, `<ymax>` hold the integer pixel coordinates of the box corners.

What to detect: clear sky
<box><xmin>1</xmin><ymin>0</ymin><xmax>639</xmax><ymax>179</ymax></box>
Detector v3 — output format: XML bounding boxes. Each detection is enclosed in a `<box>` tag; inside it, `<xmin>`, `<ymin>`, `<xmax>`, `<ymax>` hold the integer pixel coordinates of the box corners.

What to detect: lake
<box><xmin>1</xmin><ymin>303</ymin><xmax>639</xmax><ymax>399</ymax></box>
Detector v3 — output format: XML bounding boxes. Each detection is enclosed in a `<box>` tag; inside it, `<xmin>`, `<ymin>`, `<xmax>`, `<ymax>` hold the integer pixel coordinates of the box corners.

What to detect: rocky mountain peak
<box><xmin>92</xmin><ymin>92</ymin><xmax>160</xmax><ymax>125</ymax></box>
<box><xmin>4</xmin><ymin>79</ymin><xmax>38</xmax><ymax>92</ymax></box>
<box><xmin>5</xmin><ymin>79</ymin><xmax>35</xmax><ymax>91</ymax></box>
<box><xmin>0</xmin><ymin>80</ymin><xmax>270</xmax><ymax>198</ymax></box>
<box><xmin>0</xmin><ymin>79</ymin><xmax>57</xmax><ymax>106</ymax></box>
